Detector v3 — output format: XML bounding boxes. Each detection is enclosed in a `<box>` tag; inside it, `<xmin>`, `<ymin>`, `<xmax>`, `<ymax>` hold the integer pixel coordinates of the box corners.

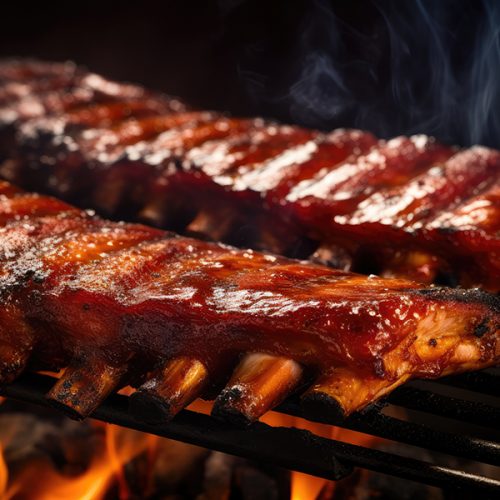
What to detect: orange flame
<box><xmin>0</xmin><ymin>394</ymin><xmax>379</xmax><ymax>499</ymax></box>
<box><xmin>261</xmin><ymin>411</ymin><xmax>378</xmax><ymax>500</ymax></box>
<box><xmin>105</xmin><ymin>423</ymin><xmax>159</xmax><ymax>499</ymax></box>
<box><xmin>0</xmin><ymin>445</ymin><xmax>8</xmax><ymax>497</ymax></box>
<box><xmin>188</xmin><ymin>399</ymin><xmax>379</xmax><ymax>500</ymax></box>
<box><xmin>1</xmin><ymin>422</ymin><xmax>155</xmax><ymax>500</ymax></box>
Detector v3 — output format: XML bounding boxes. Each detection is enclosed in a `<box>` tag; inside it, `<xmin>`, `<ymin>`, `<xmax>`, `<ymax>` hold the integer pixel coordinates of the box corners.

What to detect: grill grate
<box><xmin>1</xmin><ymin>370</ymin><xmax>499</xmax><ymax>493</ymax></box>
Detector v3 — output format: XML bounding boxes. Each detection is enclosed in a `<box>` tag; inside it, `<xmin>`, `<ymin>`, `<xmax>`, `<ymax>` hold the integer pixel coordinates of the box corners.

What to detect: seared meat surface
<box><xmin>0</xmin><ymin>59</ymin><xmax>498</xmax><ymax>290</ymax></box>
<box><xmin>0</xmin><ymin>180</ymin><xmax>498</xmax><ymax>424</ymax></box>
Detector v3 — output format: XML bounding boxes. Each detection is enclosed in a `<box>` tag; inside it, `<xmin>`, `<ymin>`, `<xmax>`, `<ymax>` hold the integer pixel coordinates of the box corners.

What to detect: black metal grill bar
<box><xmin>277</xmin><ymin>400</ymin><xmax>500</xmax><ymax>466</ymax></box>
<box><xmin>436</xmin><ymin>370</ymin><xmax>500</xmax><ymax>398</ymax></box>
<box><xmin>2</xmin><ymin>373</ymin><xmax>500</xmax><ymax>493</ymax></box>
<box><xmin>386</xmin><ymin>385</ymin><xmax>500</xmax><ymax>428</ymax></box>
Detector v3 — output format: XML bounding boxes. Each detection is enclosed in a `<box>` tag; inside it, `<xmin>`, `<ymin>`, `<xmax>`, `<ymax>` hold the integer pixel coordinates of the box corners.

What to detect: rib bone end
<box><xmin>300</xmin><ymin>390</ymin><xmax>347</xmax><ymax>424</ymax></box>
<box><xmin>301</xmin><ymin>368</ymin><xmax>408</xmax><ymax>422</ymax></box>
<box><xmin>212</xmin><ymin>353</ymin><xmax>303</xmax><ymax>426</ymax></box>
<box><xmin>46</xmin><ymin>357</ymin><xmax>126</xmax><ymax>420</ymax></box>
<box><xmin>129</xmin><ymin>357</ymin><xmax>209</xmax><ymax>424</ymax></box>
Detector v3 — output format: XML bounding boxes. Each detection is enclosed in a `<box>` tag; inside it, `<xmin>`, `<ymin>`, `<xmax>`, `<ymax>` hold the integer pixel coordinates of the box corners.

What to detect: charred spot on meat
<box><xmin>0</xmin><ymin>59</ymin><xmax>498</xmax><ymax>291</ymax></box>
<box><xmin>0</xmin><ymin>180</ymin><xmax>497</xmax><ymax>425</ymax></box>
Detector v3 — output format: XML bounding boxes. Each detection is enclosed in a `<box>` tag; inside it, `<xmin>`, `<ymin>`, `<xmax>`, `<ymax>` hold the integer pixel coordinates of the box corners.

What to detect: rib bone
<box><xmin>46</xmin><ymin>357</ymin><xmax>127</xmax><ymax>420</ymax></box>
<box><xmin>301</xmin><ymin>368</ymin><xmax>408</xmax><ymax>422</ymax></box>
<box><xmin>129</xmin><ymin>357</ymin><xmax>209</xmax><ymax>424</ymax></box>
<box><xmin>212</xmin><ymin>353</ymin><xmax>303</xmax><ymax>426</ymax></box>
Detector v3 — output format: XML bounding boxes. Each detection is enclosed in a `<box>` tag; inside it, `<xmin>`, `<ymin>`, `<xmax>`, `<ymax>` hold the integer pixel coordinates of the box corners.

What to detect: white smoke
<box><xmin>228</xmin><ymin>0</ymin><xmax>500</xmax><ymax>147</ymax></box>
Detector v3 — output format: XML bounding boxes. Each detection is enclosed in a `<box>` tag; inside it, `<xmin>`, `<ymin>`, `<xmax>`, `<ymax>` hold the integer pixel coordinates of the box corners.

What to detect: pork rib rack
<box><xmin>0</xmin><ymin>179</ymin><xmax>498</xmax><ymax>425</ymax></box>
<box><xmin>0</xmin><ymin>59</ymin><xmax>498</xmax><ymax>291</ymax></box>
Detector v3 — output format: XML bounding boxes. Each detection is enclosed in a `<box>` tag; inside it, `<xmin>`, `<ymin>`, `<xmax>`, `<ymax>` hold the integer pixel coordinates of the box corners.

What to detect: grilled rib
<box><xmin>0</xmin><ymin>59</ymin><xmax>499</xmax><ymax>291</ymax></box>
<box><xmin>0</xmin><ymin>180</ymin><xmax>498</xmax><ymax>425</ymax></box>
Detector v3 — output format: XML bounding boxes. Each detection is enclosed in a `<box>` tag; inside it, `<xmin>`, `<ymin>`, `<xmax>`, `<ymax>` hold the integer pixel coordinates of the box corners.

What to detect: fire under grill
<box><xmin>1</xmin><ymin>369</ymin><xmax>499</xmax><ymax>494</ymax></box>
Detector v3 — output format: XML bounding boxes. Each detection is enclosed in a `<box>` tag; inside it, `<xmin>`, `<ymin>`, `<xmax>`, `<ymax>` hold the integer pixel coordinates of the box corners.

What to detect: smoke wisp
<box><xmin>224</xmin><ymin>0</ymin><xmax>500</xmax><ymax>147</ymax></box>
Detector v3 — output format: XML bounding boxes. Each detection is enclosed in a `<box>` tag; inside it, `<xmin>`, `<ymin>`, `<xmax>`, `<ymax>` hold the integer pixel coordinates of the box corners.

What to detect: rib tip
<box><xmin>44</xmin><ymin>358</ymin><xmax>127</xmax><ymax>420</ymax></box>
<box><xmin>128</xmin><ymin>390</ymin><xmax>175</xmax><ymax>425</ymax></box>
<box><xmin>211</xmin><ymin>401</ymin><xmax>254</xmax><ymax>428</ymax></box>
<box><xmin>45</xmin><ymin>395</ymin><xmax>87</xmax><ymax>421</ymax></box>
<box><xmin>215</xmin><ymin>385</ymin><xmax>244</xmax><ymax>405</ymax></box>
<box><xmin>211</xmin><ymin>386</ymin><xmax>255</xmax><ymax>427</ymax></box>
<box><xmin>300</xmin><ymin>391</ymin><xmax>346</xmax><ymax>424</ymax></box>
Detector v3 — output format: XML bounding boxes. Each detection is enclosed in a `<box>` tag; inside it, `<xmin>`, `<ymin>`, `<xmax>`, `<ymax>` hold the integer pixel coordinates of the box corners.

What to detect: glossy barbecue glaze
<box><xmin>1</xmin><ymin>60</ymin><xmax>498</xmax><ymax>290</ymax></box>
<box><xmin>0</xmin><ymin>180</ymin><xmax>498</xmax><ymax>422</ymax></box>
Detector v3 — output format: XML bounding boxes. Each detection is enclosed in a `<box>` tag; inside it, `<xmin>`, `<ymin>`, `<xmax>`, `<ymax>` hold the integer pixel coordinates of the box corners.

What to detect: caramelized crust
<box><xmin>0</xmin><ymin>59</ymin><xmax>499</xmax><ymax>291</ymax></box>
<box><xmin>0</xmin><ymin>181</ymin><xmax>498</xmax><ymax>422</ymax></box>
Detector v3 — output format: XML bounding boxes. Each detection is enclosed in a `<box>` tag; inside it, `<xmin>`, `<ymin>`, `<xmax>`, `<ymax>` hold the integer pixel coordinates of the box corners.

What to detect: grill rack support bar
<box><xmin>277</xmin><ymin>400</ymin><xmax>500</xmax><ymax>466</ymax></box>
<box><xmin>1</xmin><ymin>373</ymin><xmax>500</xmax><ymax>493</ymax></box>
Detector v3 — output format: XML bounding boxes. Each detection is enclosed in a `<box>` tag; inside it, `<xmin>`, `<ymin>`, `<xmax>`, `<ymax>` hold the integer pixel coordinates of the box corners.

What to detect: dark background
<box><xmin>1</xmin><ymin>0</ymin><xmax>498</xmax><ymax>147</ymax></box>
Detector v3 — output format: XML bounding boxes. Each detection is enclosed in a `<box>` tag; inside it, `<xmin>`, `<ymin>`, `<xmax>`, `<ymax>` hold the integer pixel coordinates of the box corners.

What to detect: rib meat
<box><xmin>0</xmin><ymin>59</ymin><xmax>498</xmax><ymax>291</ymax></box>
<box><xmin>0</xmin><ymin>180</ymin><xmax>498</xmax><ymax>424</ymax></box>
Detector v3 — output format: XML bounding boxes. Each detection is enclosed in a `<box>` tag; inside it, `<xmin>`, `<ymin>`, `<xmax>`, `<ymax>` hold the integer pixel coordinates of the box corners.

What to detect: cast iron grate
<box><xmin>1</xmin><ymin>369</ymin><xmax>499</xmax><ymax>494</ymax></box>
